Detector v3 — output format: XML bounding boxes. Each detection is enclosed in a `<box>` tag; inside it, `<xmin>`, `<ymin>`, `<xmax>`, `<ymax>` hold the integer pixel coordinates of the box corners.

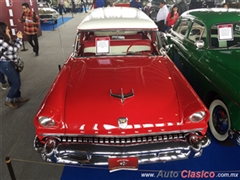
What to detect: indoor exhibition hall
<box><xmin>0</xmin><ymin>0</ymin><xmax>240</xmax><ymax>180</ymax></box>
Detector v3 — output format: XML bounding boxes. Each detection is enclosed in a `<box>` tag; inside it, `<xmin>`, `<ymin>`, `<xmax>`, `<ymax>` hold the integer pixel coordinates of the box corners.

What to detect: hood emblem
<box><xmin>110</xmin><ymin>88</ymin><xmax>134</xmax><ymax>104</ymax></box>
<box><xmin>118</xmin><ymin>117</ymin><xmax>128</xmax><ymax>129</ymax></box>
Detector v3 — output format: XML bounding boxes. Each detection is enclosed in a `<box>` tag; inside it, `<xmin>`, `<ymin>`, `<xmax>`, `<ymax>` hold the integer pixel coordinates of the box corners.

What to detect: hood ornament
<box><xmin>110</xmin><ymin>88</ymin><xmax>134</xmax><ymax>104</ymax></box>
<box><xmin>118</xmin><ymin>117</ymin><xmax>128</xmax><ymax>129</ymax></box>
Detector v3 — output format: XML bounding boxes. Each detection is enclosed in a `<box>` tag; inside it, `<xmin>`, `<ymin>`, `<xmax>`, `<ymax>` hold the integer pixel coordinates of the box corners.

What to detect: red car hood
<box><xmin>64</xmin><ymin>56</ymin><xmax>181</xmax><ymax>135</ymax></box>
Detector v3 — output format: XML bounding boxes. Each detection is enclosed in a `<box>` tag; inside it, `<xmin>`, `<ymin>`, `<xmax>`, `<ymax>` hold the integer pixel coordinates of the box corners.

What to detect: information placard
<box><xmin>218</xmin><ymin>24</ymin><xmax>233</xmax><ymax>40</ymax></box>
<box><xmin>95</xmin><ymin>37</ymin><xmax>110</xmax><ymax>55</ymax></box>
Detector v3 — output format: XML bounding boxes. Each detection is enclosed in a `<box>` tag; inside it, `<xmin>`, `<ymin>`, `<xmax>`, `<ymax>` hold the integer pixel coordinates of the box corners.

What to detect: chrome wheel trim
<box><xmin>209</xmin><ymin>99</ymin><xmax>230</xmax><ymax>141</ymax></box>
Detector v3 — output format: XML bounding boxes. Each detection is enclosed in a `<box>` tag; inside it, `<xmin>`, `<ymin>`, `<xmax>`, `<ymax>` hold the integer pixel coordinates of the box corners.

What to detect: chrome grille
<box><xmin>39</xmin><ymin>15</ymin><xmax>53</xmax><ymax>18</ymax></box>
<box><xmin>59</xmin><ymin>133</ymin><xmax>186</xmax><ymax>145</ymax></box>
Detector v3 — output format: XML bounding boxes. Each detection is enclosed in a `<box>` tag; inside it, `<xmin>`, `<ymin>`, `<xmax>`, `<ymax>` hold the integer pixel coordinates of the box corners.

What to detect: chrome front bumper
<box><xmin>39</xmin><ymin>15</ymin><xmax>58</xmax><ymax>22</ymax></box>
<box><xmin>229</xmin><ymin>129</ymin><xmax>240</xmax><ymax>146</ymax></box>
<box><xmin>34</xmin><ymin>133</ymin><xmax>210</xmax><ymax>166</ymax></box>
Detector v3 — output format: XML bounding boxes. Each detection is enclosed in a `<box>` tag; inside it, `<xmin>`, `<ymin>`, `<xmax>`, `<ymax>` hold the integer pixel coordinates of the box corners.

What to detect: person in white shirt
<box><xmin>156</xmin><ymin>0</ymin><xmax>169</xmax><ymax>32</ymax></box>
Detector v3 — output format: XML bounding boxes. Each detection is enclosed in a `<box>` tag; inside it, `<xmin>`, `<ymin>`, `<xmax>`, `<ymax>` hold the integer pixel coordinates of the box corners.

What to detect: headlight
<box><xmin>189</xmin><ymin>111</ymin><xmax>206</xmax><ymax>122</ymax></box>
<box><xmin>38</xmin><ymin>116</ymin><xmax>56</xmax><ymax>127</ymax></box>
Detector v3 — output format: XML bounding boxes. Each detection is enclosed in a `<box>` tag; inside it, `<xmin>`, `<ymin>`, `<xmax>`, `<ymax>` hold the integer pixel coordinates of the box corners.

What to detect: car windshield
<box><xmin>210</xmin><ymin>22</ymin><xmax>240</xmax><ymax>49</ymax></box>
<box><xmin>74</xmin><ymin>30</ymin><xmax>162</xmax><ymax>57</ymax></box>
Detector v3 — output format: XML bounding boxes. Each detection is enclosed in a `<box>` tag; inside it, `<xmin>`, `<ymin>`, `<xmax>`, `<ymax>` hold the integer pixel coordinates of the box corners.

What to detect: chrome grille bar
<box><xmin>59</xmin><ymin>133</ymin><xmax>186</xmax><ymax>145</ymax></box>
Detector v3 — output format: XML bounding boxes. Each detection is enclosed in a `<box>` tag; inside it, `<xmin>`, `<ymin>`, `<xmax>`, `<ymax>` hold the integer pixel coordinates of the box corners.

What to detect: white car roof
<box><xmin>77</xmin><ymin>7</ymin><xmax>158</xmax><ymax>31</ymax></box>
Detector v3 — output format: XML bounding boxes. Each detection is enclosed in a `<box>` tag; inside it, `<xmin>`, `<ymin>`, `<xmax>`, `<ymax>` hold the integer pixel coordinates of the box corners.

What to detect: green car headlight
<box><xmin>38</xmin><ymin>116</ymin><xmax>56</xmax><ymax>127</ymax></box>
<box><xmin>189</xmin><ymin>111</ymin><xmax>206</xmax><ymax>122</ymax></box>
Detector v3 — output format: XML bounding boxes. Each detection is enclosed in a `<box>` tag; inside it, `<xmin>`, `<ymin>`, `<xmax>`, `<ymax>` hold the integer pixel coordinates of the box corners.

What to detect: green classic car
<box><xmin>167</xmin><ymin>8</ymin><xmax>240</xmax><ymax>144</ymax></box>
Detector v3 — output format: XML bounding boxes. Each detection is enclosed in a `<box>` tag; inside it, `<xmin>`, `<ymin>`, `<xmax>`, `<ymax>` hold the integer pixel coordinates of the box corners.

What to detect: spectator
<box><xmin>177</xmin><ymin>0</ymin><xmax>188</xmax><ymax>15</ymax></box>
<box><xmin>45</xmin><ymin>0</ymin><xmax>52</xmax><ymax>6</ymax></box>
<box><xmin>18</xmin><ymin>2</ymin><xmax>40</xmax><ymax>56</ymax></box>
<box><xmin>105</xmin><ymin>0</ymin><xmax>114</xmax><ymax>6</ymax></box>
<box><xmin>86</xmin><ymin>0</ymin><xmax>91</xmax><ymax>6</ymax></box>
<box><xmin>223</xmin><ymin>3</ymin><xmax>228</xmax><ymax>8</ymax></box>
<box><xmin>130</xmin><ymin>0</ymin><xmax>143</xmax><ymax>9</ymax></box>
<box><xmin>58</xmin><ymin>0</ymin><xmax>66</xmax><ymax>15</ymax></box>
<box><xmin>0</xmin><ymin>22</ymin><xmax>29</xmax><ymax>109</ymax></box>
<box><xmin>71</xmin><ymin>0</ymin><xmax>76</xmax><ymax>13</ymax></box>
<box><xmin>81</xmin><ymin>0</ymin><xmax>88</xmax><ymax>13</ymax></box>
<box><xmin>166</xmin><ymin>4</ymin><xmax>179</xmax><ymax>30</ymax></box>
<box><xmin>104</xmin><ymin>0</ymin><xmax>109</xmax><ymax>7</ymax></box>
<box><xmin>0</xmin><ymin>72</ymin><xmax>8</xmax><ymax>90</ymax></box>
<box><xmin>156</xmin><ymin>0</ymin><xmax>169</xmax><ymax>32</ymax></box>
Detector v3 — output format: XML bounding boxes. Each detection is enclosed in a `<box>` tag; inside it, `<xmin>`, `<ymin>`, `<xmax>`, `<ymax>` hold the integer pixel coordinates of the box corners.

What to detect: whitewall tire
<box><xmin>209</xmin><ymin>99</ymin><xmax>231</xmax><ymax>141</ymax></box>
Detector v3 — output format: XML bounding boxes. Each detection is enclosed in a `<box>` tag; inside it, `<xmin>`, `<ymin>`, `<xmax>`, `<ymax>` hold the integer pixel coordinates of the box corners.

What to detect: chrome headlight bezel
<box><xmin>189</xmin><ymin>111</ymin><xmax>206</xmax><ymax>123</ymax></box>
<box><xmin>38</xmin><ymin>116</ymin><xmax>56</xmax><ymax>127</ymax></box>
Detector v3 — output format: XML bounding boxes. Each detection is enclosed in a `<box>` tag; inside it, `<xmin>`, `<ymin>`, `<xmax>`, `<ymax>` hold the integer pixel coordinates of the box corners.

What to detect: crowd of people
<box><xmin>154</xmin><ymin>0</ymin><xmax>231</xmax><ymax>32</ymax></box>
<box><xmin>156</xmin><ymin>0</ymin><xmax>187</xmax><ymax>32</ymax></box>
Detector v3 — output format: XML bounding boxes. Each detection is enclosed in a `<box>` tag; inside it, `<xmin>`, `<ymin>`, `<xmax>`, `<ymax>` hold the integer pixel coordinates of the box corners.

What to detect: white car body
<box><xmin>38</xmin><ymin>2</ymin><xmax>60</xmax><ymax>23</ymax></box>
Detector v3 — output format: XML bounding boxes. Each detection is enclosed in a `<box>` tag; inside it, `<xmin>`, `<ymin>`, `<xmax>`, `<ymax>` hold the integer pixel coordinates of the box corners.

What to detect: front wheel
<box><xmin>54</xmin><ymin>19</ymin><xmax>58</xmax><ymax>24</ymax></box>
<box><xmin>209</xmin><ymin>99</ymin><xmax>231</xmax><ymax>141</ymax></box>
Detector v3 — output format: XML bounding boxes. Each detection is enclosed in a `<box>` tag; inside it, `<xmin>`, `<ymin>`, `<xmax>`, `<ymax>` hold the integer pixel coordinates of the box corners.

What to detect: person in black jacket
<box><xmin>177</xmin><ymin>0</ymin><xmax>188</xmax><ymax>15</ymax></box>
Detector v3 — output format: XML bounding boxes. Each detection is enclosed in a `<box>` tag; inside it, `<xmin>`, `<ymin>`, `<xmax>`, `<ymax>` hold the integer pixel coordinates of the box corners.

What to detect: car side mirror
<box><xmin>160</xmin><ymin>47</ymin><xmax>167</xmax><ymax>56</ymax></box>
<box><xmin>163</xmin><ymin>44</ymin><xmax>173</xmax><ymax>52</ymax></box>
<box><xmin>194</xmin><ymin>40</ymin><xmax>205</xmax><ymax>49</ymax></box>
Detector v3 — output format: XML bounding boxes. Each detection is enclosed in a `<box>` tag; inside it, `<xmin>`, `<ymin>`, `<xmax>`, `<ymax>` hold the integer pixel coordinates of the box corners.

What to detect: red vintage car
<box><xmin>34</xmin><ymin>7</ymin><xmax>210</xmax><ymax>172</ymax></box>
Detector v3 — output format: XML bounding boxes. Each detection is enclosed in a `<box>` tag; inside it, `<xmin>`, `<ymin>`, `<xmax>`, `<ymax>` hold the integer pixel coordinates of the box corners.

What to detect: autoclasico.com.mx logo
<box><xmin>140</xmin><ymin>170</ymin><xmax>239</xmax><ymax>178</ymax></box>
